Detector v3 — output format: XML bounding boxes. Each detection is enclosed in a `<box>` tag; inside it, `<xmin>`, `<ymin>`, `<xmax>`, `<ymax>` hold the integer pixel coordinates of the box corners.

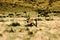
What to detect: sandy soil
<box><xmin>0</xmin><ymin>16</ymin><xmax>60</xmax><ymax>40</ymax></box>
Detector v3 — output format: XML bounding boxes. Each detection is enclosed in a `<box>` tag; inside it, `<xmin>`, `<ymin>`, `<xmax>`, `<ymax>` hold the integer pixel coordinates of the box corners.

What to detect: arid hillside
<box><xmin>0</xmin><ymin>0</ymin><xmax>60</xmax><ymax>12</ymax></box>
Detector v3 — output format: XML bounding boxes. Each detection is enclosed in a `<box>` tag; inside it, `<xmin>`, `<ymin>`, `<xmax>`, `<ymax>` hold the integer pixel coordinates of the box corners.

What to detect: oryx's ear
<box><xmin>34</xmin><ymin>19</ymin><xmax>37</xmax><ymax>21</ymax></box>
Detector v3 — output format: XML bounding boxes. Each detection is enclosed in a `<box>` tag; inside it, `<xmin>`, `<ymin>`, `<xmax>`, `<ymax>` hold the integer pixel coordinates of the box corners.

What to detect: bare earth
<box><xmin>0</xmin><ymin>16</ymin><xmax>60</xmax><ymax>40</ymax></box>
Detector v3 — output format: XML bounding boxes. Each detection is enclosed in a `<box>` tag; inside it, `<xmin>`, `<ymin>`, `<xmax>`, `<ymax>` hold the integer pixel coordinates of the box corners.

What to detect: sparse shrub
<box><xmin>12</xmin><ymin>4</ymin><xmax>16</xmax><ymax>8</ymax></box>
<box><xmin>45</xmin><ymin>18</ymin><xmax>54</xmax><ymax>21</ymax></box>
<box><xmin>30</xmin><ymin>0</ymin><xmax>35</xmax><ymax>2</ymax></box>
<box><xmin>0</xmin><ymin>19</ymin><xmax>5</xmax><ymax>22</ymax></box>
<box><xmin>0</xmin><ymin>16</ymin><xmax>2</xmax><ymax>18</ymax></box>
<box><xmin>0</xmin><ymin>34</ymin><xmax>3</xmax><ymax>36</ymax></box>
<box><xmin>19</xmin><ymin>29</ymin><xmax>22</xmax><ymax>32</ymax></box>
<box><xmin>5</xmin><ymin>28</ymin><xmax>15</xmax><ymax>33</ymax></box>
<box><xmin>24</xmin><ymin>11</ymin><xmax>26</xmax><ymax>13</ymax></box>
<box><xmin>8</xmin><ymin>14</ymin><xmax>14</xmax><ymax>17</ymax></box>
<box><xmin>11</xmin><ymin>22</ymin><xmax>20</xmax><ymax>27</ymax></box>
<box><xmin>45</xmin><ymin>19</ymin><xmax>50</xmax><ymax>21</ymax></box>
<box><xmin>3</xmin><ymin>16</ymin><xmax>6</xmax><ymax>18</ymax></box>
<box><xmin>16</xmin><ymin>14</ymin><xmax>21</xmax><ymax>17</ymax></box>
<box><xmin>28</xmin><ymin>31</ymin><xmax>33</xmax><ymax>35</ymax></box>
<box><xmin>9</xmin><ymin>28</ymin><xmax>14</xmax><ymax>32</ymax></box>
<box><xmin>38</xmin><ymin>14</ymin><xmax>41</xmax><ymax>17</ymax></box>
<box><xmin>26</xmin><ymin>28</ymin><xmax>29</xmax><ymax>31</ymax></box>
<box><xmin>9</xmin><ymin>3</ymin><xmax>13</xmax><ymax>5</ymax></box>
<box><xmin>37</xmin><ymin>18</ymin><xmax>42</xmax><ymax>21</ymax></box>
<box><xmin>0</xmin><ymin>3</ymin><xmax>2</xmax><ymax>6</ymax></box>
<box><xmin>39</xmin><ymin>29</ymin><xmax>42</xmax><ymax>31</ymax></box>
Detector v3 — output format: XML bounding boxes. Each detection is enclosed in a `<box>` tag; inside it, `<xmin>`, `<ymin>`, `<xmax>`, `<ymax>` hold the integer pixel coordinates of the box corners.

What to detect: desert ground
<box><xmin>0</xmin><ymin>0</ymin><xmax>60</xmax><ymax>40</ymax></box>
<box><xmin>0</xmin><ymin>13</ymin><xmax>60</xmax><ymax>40</ymax></box>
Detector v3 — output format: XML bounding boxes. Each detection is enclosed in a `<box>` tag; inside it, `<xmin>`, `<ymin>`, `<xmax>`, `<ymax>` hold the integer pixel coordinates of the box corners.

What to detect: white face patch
<box><xmin>33</xmin><ymin>21</ymin><xmax>36</xmax><ymax>24</ymax></box>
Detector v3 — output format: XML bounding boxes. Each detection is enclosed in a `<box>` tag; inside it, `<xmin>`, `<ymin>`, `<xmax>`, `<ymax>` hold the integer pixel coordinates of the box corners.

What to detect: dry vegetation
<box><xmin>0</xmin><ymin>12</ymin><xmax>60</xmax><ymax>40</ymax></box>
<box><xmin>0</xmin><ymin>0</ymin><xmax>60</xmax><ymax>40</ymax></box>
